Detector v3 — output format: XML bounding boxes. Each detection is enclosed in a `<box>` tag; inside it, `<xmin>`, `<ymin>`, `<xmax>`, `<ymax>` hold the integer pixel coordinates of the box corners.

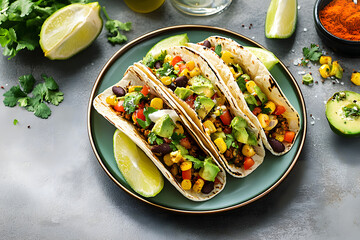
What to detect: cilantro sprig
<box><xmin>0</xmin><ymin>0</ymin><xmax>90</xmax><ymax>59</ymax></box>
<box><xmin>3</xmin><ymin>74</ymin><xmax>64</xmax><ymax>119</ymax></box>
<box><xmin>302</xmin><ymin>44</ymin><xmax>323</xmax><ymax>66</ymax></box>
<box><xmin>102</xmin><ymin>6</ymin><xmax>132</xmax><ymax>45</ymax></box>
<box><xmin>137</xmin><ymin>107</ymin><xmax>158</xmax><ymax>129</ymax></box>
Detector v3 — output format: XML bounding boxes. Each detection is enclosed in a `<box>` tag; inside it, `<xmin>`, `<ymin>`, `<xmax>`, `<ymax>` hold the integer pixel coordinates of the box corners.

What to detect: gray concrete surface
<box><xmin>1</xmin><ymin>0</ymin><xmax>360</xmax><ymax>239</ymax></box>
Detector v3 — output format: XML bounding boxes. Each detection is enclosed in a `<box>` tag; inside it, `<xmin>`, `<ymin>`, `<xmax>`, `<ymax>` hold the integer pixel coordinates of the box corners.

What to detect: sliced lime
<box><xmin>39</xmin><ymin>2</ymin><xmax>103</xmax><ymax>60</ymax></box>
<box><xmin>265</xmin><ymin>0</ymin><xmax>297</xmax><ymax>39</ymax></box>
<box><xmin>113</xmin><ymin>129</ymin><xmax>164</xmax><ymax>197</ymax></box>
<box><xmin>145</xmin><ymin>33</ymin><xmax>189</xmax><ymax>58</ymax></box>
<box><xmin>245</xmin><ymin>46</ymin><xmax>279</xmax><ymax>70</ymax></box>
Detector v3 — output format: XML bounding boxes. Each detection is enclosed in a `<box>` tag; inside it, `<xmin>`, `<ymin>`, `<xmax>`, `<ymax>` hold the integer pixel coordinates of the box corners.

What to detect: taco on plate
<box><xmin>136</xmin><ymin>46</ymin><xmax>265</xmax><ymax>178</ymax></box>
<box><xmin>93</xmin><ymin>65</ymin><xmax>226</xmax><ymax>201</ymax></box>
<box><xmin>188</xmin><ymin>36</ymin><xmax>300</xmax><ymax>156</ymax></box>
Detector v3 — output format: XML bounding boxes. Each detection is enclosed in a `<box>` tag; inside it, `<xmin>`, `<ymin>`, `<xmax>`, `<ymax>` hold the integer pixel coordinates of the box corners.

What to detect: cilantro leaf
<box><xmin>137</xmin><ymin>106</ymin><xmax>157</xmax><ymax>129</ymax></box>
<box><xmin>170</xmin><ymin>132</ymin><xmax>186</xmax><ymax>145</ymax></box>
<box><xmin>3</xmin><ymin>96</ymin><xmax>17</xmax><ymax>107</ymax></box>
<box><xmin>156</xmin><ymin>62</ymin><xmax>174</xmax><ymax>77</ymax></box>
<box><xmin>261</xmin><ymin>107</ymin><xmax>272</xmax><ymax>115</ymax></box>
<box><xmin>302</xmin><ymin>44</ymin><xmax>322</xmax><ymax>65</ymax></box>
<box><xmin>123</xmin><ymin>92</ymin><xmax>143</xmax><ymax>114</ymax></box>
<box><xmin>13</xmin><ymin>118</ymin><xmax>18</xmax><ymax>125</ymax></box>
<box><xmin>236</xmin><ymin>75</ymin><xmax>247</xmax><ymax>93</ymax></box>
<box><xmin>42</xmin><ymin>74</ymin><xmax>58</xmax><ymax>90</ymax></box>
<box><xmin>45</xmin><ymin>90</ymin><xmax>63</xmax><ymax>105</ymax></box>
<box><xmin>34</xmin><ymin>102</ymin><xmax>51</xmax><ymax>119</ymax></box>
<box><xmin>17</xmin><ymin>96</ymin><xmax>29</xmax><ymax>107</ymax></box>
<box><xmin>19</xmin><ymin>74</ymin><xmax>35</xmax><ymax>93</ymax></box>
<box><xmin>214</xmin><ymin>44</ymin><xmax>222</xmax><ymax>57</ymax></box>
<box><xmin>25</xmin><ymin>95</ymin><xmax>41</xmax><ymax>112</ymax></box>
<box><xmin>147</xmin><ymin>132</ymin><xmax>163</xmax><ymax>145</ymax></box>
<box><xmin>184</xmin><ymin>155</ymin><xmax>204</xmax><ymax>170</ymax></box>
<box><xmin>143</xmin><ymin>50</ymin><xmax>167</xmax><ymax>68</ymax></box>
<box><xmin>102</xmin><ymin>6</ymin><xmax>132</xmax><ymax>45</ymax></box>
<box><xmin>32</xmin><ymin>83</ymin><xmax>47</xmax><ymax>99</ymax></box>
<box><xmin>224</xmin><ymin>134</ymin><xmax>238</xmax><ymax>149</ymax></box>
<box><xmin>3</xmin><ymin>85</ymin><xmax>26</xmax><ymax>106</ymax></box>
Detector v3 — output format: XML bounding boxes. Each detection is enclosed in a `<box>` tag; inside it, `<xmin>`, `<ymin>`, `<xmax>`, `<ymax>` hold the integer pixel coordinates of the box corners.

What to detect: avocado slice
<box><xmin>254</xmin><ymin>86</ymin><xmax>268</xmax><ymax>104</ymax></box>
<box><xmin>326</xmin><ymin>91</ymin><xmax>360</xmax><ymax>137</ymax></box>
<box><xmin>189</xmin><ymin>75</ymin><xmax>215</xmax><ymax>98</ymax></box>
<box><xmin>244</xmin><ymin>92</ymin><xmax>259</xmax><ymax>106</ymax></box>
<box><xmin>231</xmin><ymin>116</ymin><xmax>249</xmax><ymax>144</ymax></box>
<box><xmin>174</xmin><ymin>87</ymin><xmax>194</xmax><ymax>100</ymax></box>
<box><xmin>199</xmin><ymin>157</ymin><xmax>220</xmax><ymax>182</ymax></box>
<box><xmin>152</xmin><ymin>114</ymin><xmax>176</xmax><ymax>138</ymax></box>
<box><xmin>210</xmin><ymin>131</ymin><xmax>226</xmax><ymax>141</ymax></box>
<box><xmin>194</xmin><ymin>96</ymin><xmax>215</xmax><ymax>120</ymax></box>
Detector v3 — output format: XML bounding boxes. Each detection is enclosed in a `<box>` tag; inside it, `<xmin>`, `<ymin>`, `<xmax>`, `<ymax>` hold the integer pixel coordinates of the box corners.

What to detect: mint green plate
<box><xmin>88</xmin><ymin>25</ymin><xmax>306</xmax><ymax>213</ymax></box>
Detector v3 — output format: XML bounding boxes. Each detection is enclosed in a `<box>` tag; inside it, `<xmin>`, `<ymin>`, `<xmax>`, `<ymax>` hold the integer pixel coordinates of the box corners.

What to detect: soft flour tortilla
<box><xmin>93</xmin><ymin>65</ymin><xmax>226</xmax><ymax>201</ymax></box>
<box><xmin>136</xmin><ymin>46</ymin><xmax>266</xmax><ymax>178</ymax></box>
<box><xmin>188</xmin><ymin>36</ymin><xmax>301</xmax><ymax>156</ymax></box>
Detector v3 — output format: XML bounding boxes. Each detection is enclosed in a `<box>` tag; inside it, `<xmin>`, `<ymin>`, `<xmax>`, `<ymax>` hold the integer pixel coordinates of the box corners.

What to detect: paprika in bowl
<box><xmin>314</xmin><ymin>0</ymin><xmax>360</xmax><ymax>56</ymax></box>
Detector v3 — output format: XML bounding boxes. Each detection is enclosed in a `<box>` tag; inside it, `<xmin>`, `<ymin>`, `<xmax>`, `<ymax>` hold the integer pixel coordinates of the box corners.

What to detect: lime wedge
<box><xmin>113</xmin><ymin>129</ymin><xmax>164</xmax><ymax>197</ymax></box>
<box><xmin>245</xmin><ymin>46</ymin><xmax>279</xmax><ymax>70</ymax></box>
<box><xmin>265</xmin><ymin>0</ymin><xmax>297</xmax><ymax>39</ymax></box>
<box><xmin>146</xmin><ymin>33</ymin><xmax>189</xmax><ymax>58</ymax></box>
<box><xmin>39</xmin><ymin>2</ymin><xmax>103</xmax><ymax>60</ymax></box>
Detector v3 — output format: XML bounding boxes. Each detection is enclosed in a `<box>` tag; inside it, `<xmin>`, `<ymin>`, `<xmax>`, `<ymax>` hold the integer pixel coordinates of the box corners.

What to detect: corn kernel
<box><xmin>163</xmin><ymin>154</ymin><xmax>173</xmax><ymax>167</ymax></box>
<box><xmin>246</xmin><ymin>81</ymin><xmax>257</xmax><ymax>94</ymax></box>
<box><xmin>128</xmin><ymin>86</ymin><xmax>142</xmax><ymax>93</ymax></box>
<box><xmin>150</xmin><ymin>97</ymin><xmax>163</xmax><ymax>110</ymax></box>
<box><xmin>174</xmin><ymin>64</ymin><xmax>180</xmax><ymax>71</ymax></box>
<box><xmin>230</xmin><ymin>67</ymin><xmax>236</xmax><ymax>76</ymax></box>
<box><xmin>319</xmin><ymin>56</ymin><xmax>332</xmax><ymax>65</ymax></box>
<box><xmin>160</xmin><ymin>76</ymin><xmax>172</xmax><ymax>85</ymax></box>
<box><xmin>181</xmin><ymin>179</ymin><xmax>192</xmax><ymax>190</ymax></box>
<box><xmin>204</xmin><ymin>120</ymin><xmax>217</xmax><ymax>134</ymax></box>
<box><xmin>180</xmin><ymin>161</ymin><xmax>192</xmax><ymax>171</ymax></box>
<box><xmin>189</xmin><ymin>67</ymin><xmax>201</xmax><ymax>77</ymax></box>
<box><xmin>214</xmin><ymin>137</ymin><xmax>227</xmax><ymax>154</ymax></box>
<box><xmin>186</xmin><ymin>61</ymin><xmax>195</xmax><ymax>71</ymax></box>
<box><xmin>106</xmin><ymin>95</ymin><xmax>118</xmax><ymax>106</ymax></box>
<box><xmin>351</xmin><ymin>72</ymin><xmax>360</xmax><ymax>86</ymax></box>
<box><xmin>264</xmin><ymin>101</ymin><xmax>276</xmax><ymax>114</ymax></box>
<box><xmin>164</xmin><ymin>54</ymin><xmax>172</xmax><ymax>63</ymax></box>
<box><xmin>273</xmin><ymin>133</ymin><xmax>284</xmax><ymax>142</ymax></box>
<box><xmin>257</xmin><ymin>113</ymin><xmax>270</xmax><ymax>128</ymax></box>
<box><xmin>221</xmin><ymin>51</ymin><xmax>234</xmax><ymax>65</ymax></box>
<box><xmin>179</xmin><ymin>68</ymin><xmax>190</xmax><ymax>78</ymax></box>
<box><xmin>214</xmin><ymin>109</ymin><xmax>221</xmax><ymax>116</ymax></box>
<box><xmin>242</xmin><ymin>144</ymin><xmax>256</xmax><ymax>157</ymax></box>
<box><xmin>170</xmin><ymin>151</ymin><xmax>183</xmax><ymax>163</ymax></box>
<box><xmin>175</xmin><ymin>123</ymin><xmax>184</xmax><ymax>134</ymax></box>
<box><xmin>192</xmin><ymin>178</ymin><xmax>205</xmax><ymax>193</ymax></box>
<box><xmin>319</xmin><ymin>64</ymin><xmax>331</xmax><ymax>78</ymax></box>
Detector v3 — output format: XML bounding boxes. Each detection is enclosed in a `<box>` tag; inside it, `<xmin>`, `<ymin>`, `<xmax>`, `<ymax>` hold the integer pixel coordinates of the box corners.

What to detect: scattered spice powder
<box><xmin>319</xmin><ymin>0</ymin><xmax>360</xmax><ymax>41</ymax></box>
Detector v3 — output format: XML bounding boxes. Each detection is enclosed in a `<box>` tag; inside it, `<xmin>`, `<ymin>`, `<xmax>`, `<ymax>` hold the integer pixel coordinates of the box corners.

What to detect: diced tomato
<box><xmin>211</xmin><ymin>93</ymin><xmax>218</xmax><ymax>100</ymax></box>
<box><xmin>182</xmin><ymin>169</ymin><xmax>192</xmax><ymax>180</ymax></box>
<box><xmin>284</xmin><ymin>131</ymin><xmax>295</xmax><ymax>143</ymax></box>
<box><xmin>137</xmin><ymin>101</ymin><xmax>145</xmax><ymax>109</ymax></box>
<box><xmin>274</xmin><ymin>105</ymin><xmax>286</xmax><ymax>115</ymax></box>
<box><xmin>210</xmin><ymin>47</ymin><xmax>215</xmax><ymax>51</ymax></box>
<box><xmin>252</xmin><ymin>107</ymin><xmax>262</xmax><ymax>116</ymax></box>
<box><xmin>163</xmin><ymin>138</ymin><xmax>172</xmax><ymax>144</ymax></box>
<box><xmin>178</xmin><ymin>62</ymin><xmax>186</xmax><ymax>73</ymax></box>
<box><xmin>180</xmin><ymin>137</ymin><xmax>191</xmax><ymax>149</ymax></box>
<box><xmin>214</xmin><ymin>177</ymin><xmax>220</xmax><ymax>185</ymax></box>
<box><xmin>114</xmin><ymin>101</ymin><xmax>125</xmax><ymax>112</ymax></box>
<box><xmin>220</xmin><ymin>110</ymin><xmax>232</xmax><ymax>125</ymax></box>
<box><xmin>185</xmin><ymin>95</ymin><xmax>196</xmax><ymax>109</ymax></box>
<box><xmin>223</xmin><ymin>126</ymin><xmax>232</xmax><ymax>134</ymax></box>
<box><xmin>135</xmin><ymin>108</ymin><xmax>146</xmax><ymax>121</ymax></box>
<box><xmin>243</xmin><ymin>157</ymin><xmax>255</xmax><ymax>170</ymax></box>
<box><xmin>140</xmin><ymin>85</ymin><xmax>150</xmax><ymax>96</ymax></box>
<box><xmin>171</xmin><ymin>56</ymin><xmax>183</xmax><ymax>66</ymax></box>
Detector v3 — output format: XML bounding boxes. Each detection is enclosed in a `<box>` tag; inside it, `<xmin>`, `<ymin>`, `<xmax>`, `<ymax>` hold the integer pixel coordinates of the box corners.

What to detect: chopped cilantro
<box><xmin>343</xmin><ymin>104</ymin><xmax>360</xmax><ymax>118</ymax></box>
<box><xmin>214</xmin><ymin>44</ymin><xmax>222</xmax><ymax>57</ymax></box>
<box><xmin>236</xmin><ymin>75</ymin><xmax>247</xmax><ymax>93</ymax></box>
<box><xmin>102</xmin><ymin>6</ymin><xmax>132</xmax><ymax>45</ymax></box>
<box><xmin>156</xmin><ymin>62</ymin><xmax>174</xmax><ymax>77</ymax></box>
<box><xmin>2</xmin><ymin>73</ymin><xmax>63</xmax><ymax>119</ymax></box>
<box><xmin>261</xmin><ymin>107</ymin><xmax>272</xmax><ymax>114</ymax></box>
<box><xmin>302</xmin><ymin>44</ymin><xmax>322</xmax><ymax>66</ymax></box>
<box><xmin>13</xmin><ymin>119</ymin><xmax>18</xmax><ymax>125</ymax></box>
<box><xmin>137</xmin><ymin>106</ymin><xmax>158</xmax><ymax>129</ymax></box>
<box><xmin>184</xmin><ymin>155</ymin><xmax>203</xmax><ymax>169</ymax></box>
<box><xmin>143</xmin><ymin>50</ymin><xmax>167</xmax><ymax>68</ymax></box>
<box><xmin>224</xmin><ymin>134</ymin><xmax>238</xmax><ymax>149</ymax></box>
<box><xmin>123</xmin><ymin>92</ymin><xmax>143</xmax><ymax>114</ymax></box>
<box><xmin>147</xmin><ymin>132</ymin><xmax>163</xmax><ymax>145</ymax></box>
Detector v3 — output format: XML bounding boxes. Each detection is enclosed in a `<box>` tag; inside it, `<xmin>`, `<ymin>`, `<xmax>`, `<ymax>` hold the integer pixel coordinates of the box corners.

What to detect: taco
<box><xmin>187</xmin><ymin>36</ymin><xmax>301</xmax><ymax>156</ymax></box>
<box><xmin>136</xmin><ymin>46</ymin><xmax>266</xmax><ymax>178</ymax></box>
<box><xmin>93</xmin><ymin>65</ymin><xmax>226</xmax><ymax>201</ymax></box>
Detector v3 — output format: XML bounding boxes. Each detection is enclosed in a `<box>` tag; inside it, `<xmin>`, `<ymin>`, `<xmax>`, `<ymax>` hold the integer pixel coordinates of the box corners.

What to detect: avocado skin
<box><xmin>325</xmin><ymin>91</ymin><xmax>360</xmax><ymax>137</ymax></box>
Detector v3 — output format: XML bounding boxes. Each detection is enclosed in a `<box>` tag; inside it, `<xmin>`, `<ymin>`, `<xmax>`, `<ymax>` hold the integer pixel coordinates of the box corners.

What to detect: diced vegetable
<box><xmin>179</xmin><ymin>68</ymin><xmax>190</xmax><ymax>78</ymax></box>
<box><xmin>273</xmin><ymin>133</ymin><xmax>284</xmax><ymax>142</ymax></box>
<box><xmin>140</xmin><ymin>85</ymin><xmax>150</xmax><ymax>96</ymax></box>
<box><xmin>264</xmin><ymin>101</ymin><xmax>276</xmax><ymax>114</ymax></box>
<box><xmin>106</xmin><ymin>95</ymin><xmax>118</xmax><ymax>106</ymax></box>
<box><xmin>180</xmin><ymin>137</ymin><xmax>191</xmax><ymax>149</ymax></box>
<box><xmin>160</xmin><ymin>76</ymin><xmax>172</xmax><ymax>85</ymax></box>
<box><xmin>319</xmin><ymin>64</ymin><xmax>331</xmax><ymax>78</ymax></box>
<box><xmin>319</xmin><ymin>56</ymin><xmax>332</xmax><ymax>65</ymax></box>
<box><xmin>171</xmin><ymin>56</ymin><xmax>183</xmax><ymax>66</ymax></box>
<box><xmin>114</xmin><ymin>102</ymin><xmax>125</xmax><ymax>112</ymax></box>
<box><xmin>150</xmin><ymin>98</ymin><xmax>164</xmax><ymax>110</ymax></box>
<box><xmin>204</xmin><ymin>120</ymin><xmax>217</xmax><ymax>134</ymax></box>
<box><xmin>189</xmin><ymin>67</ymin><xmax>201</xmax><ymax>77</ymax></box>
<box><xmin>163</xmin><ymin>153</ymin><xmax>173</xmax><ymax>166</ymax></box>
<box><xmin>219</xmin><ymin>110</ymin><xmax>232</xmax><ymax>125</ymax></box>
<box><xmin>192</xmin><ymin>178</ymin><xmax>205</xmax><ymax>193</ymax></box>
<box><xmin>214</xmin><ymin>138</ymin><xmax>227</xmax><ymax>153</ymax></box>
<box><xmin>185</xmin><ymin>61</ymin><xmax>195</xmax><ymax>71</ymax></box>
<box><xmin>284</xmin><ymin>131</ymin><xmax>295</xmax><ymax>143</ymax></box>
<box><xmin>242</xmin><ymin>144</ymin><xmax>256</xmax><ymax>157</ymax></box>
<box><xmin>175</xmin><ymin>123</ymin><xmax>184</xmax><ymax>134</ymax></box>
<box><xmin>351</xmin><ymin>72</ymin><xmax>360</xmax><ymax>86</ymax></box>
<box><xmin>257</xmin><ymin>113</ymin><xmax>270</xmax><ymax>128</ymax></box>
<box><xmin>221</xmin><ymin>51</ymin><xmax>234</xmax><ymax>64</ymax></box>
<box><xmin>245</xmin><ymin>81</ymin><xmax>257</xmax><ymax>94</ymax></box>
<box><xmin>181</xmin><ymin>179</ymin><xmax>192</xmax><ymax>190</ymax></box>
<box><xmin>164</xmin><ymin>55</ymin><xmax>173</xmax><ymax>63</ymax></box>
<box><xmin>180</xmin><ymin>161</ymin><xmax>192</xmax><ymax>171</ymax></box>
<box><xmin>243</xmin><ymin>157</ymin><xmax>255</xmax><ymax>170</ymax></box>
<box><xmin>274</xmin><ymin>105</ymin><xmax>286</xmax><ymax>115</ymax></box>
<box><xmin>252</xmin><ymin>107</ymin><xmax>262</xmax><ymax>116</ymax></box>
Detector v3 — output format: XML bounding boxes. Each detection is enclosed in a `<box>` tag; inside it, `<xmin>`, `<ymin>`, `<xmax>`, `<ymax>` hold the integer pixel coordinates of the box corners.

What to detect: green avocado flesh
<box><xmin>326</xmin><ymin>91</ymin><xmax>360</xmax><ymax>137</ymax></box>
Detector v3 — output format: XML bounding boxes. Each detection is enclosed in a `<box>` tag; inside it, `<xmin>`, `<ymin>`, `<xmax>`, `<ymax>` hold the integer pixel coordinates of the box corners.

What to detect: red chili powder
<box><xmin>319</xmin><ymin>0</ymin><xmax>360</xmax><ymax>41</ymax></box>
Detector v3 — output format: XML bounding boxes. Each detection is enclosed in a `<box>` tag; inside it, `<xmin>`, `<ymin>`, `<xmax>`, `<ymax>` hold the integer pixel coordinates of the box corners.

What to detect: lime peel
<box><xmin>245</xmin><ymin>46</ymin><xmax>279</xmax><ymax>70</ymax></box>
<box><xmin>146</xmin><ymin>33</ymin><xmax>189</xmax><ymax>58</ymax></box>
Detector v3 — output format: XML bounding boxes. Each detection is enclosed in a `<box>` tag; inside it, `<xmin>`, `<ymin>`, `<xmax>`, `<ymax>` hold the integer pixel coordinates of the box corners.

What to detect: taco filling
<box><xmin>199</xmin><ymin>41</ymin><xmax>297</xmax><ymax>152</ymax></box>
<box><xmin>144</xmin><ymin>52</ymin><xmax>259</xmax><ymax>170</ymax></box>
<box><xmin>105</xmin><ymin>83</ymin><xmax>221</xmax><ymax>194</ymax></box>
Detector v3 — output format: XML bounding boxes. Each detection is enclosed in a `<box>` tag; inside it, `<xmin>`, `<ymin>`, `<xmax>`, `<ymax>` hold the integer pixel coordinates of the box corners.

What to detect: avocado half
<box><xmin>325</xmin><ymin>91</ymin><xmax>360</xmax><ymax>137</ymax></box>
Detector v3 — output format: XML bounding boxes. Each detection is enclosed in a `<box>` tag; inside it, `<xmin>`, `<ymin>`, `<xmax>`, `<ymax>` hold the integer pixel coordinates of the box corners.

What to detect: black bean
<box><xmin>168</xmin><ymin>82</ymin><xmax>177</xmax><ymax>91</ymax></box>
<box><xmin>201</xmin><ymin>181</ymin><xmax>214</xmax><ymax>194</ymax></box>
<box><xmin>175</xmin><ymin>76</ymin><xmax>188</xmax><ymax>87</ymax></box>
<box><xmin>151</xmin><ymin>143</ymin><xmax>172</xmax><ymax>155</ymax></box>
<box><xmin>154</xmin><ymin>61</ymin><xmax>162</xmax><ymax>69</ymax></box>
<box><xmin>268</xmin><ymin>138</ymin><xmax>285</xmax><ymax>153</ymax></box>
<box><xmin>203</xmin><ymin>40</ymin><xmax>211</xmax><ymax>48</ymax></box>
<box><xmin>112</xmin><ymin>86</ymin><xmax>126</xmax><ymax>97</ymax></box>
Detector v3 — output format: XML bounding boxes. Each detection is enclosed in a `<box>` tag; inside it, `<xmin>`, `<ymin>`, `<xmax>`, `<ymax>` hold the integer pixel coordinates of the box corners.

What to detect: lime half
<box><xmin>40</xmin><ymin>2</ymin><xmax>103</xmax><ymax>60</ymax></box>
<box><xmin>245</xmin><ymin>46</ymin><xmax>279</xmax><ymax>70</ymax></box>
<box><xmin>265</xmin><ymin>0</ymin><xmax>297</xmax><ymax>39</ymax></box>
<box><xmin>113</xmin><ymin>129</ymin><xmax>164</xmax><ymax>197</ymax></box>
<box><xmin>145</xmin><ymin>33</ymin><xmax>189</xmax><ymax>58</ymax></box>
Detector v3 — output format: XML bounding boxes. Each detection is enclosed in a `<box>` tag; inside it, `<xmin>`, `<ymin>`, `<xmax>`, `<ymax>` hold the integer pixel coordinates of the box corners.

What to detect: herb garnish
<box><xmin>184</xmin><ymin>155</ymin><xmax>203</xmax><ymax>169</ymax></box>
<box><xmin>224</xmin><ymin>134</ymin><xmax>238</xmax><ymax>149</ymax></box>
<box><xmin>214</xmin><ymin>44</ymin><xmax>222</xmax><ymax>57</ymax></box>
<box><xmin>147</xmin><ymin>132</ymin><xmax>164</xmax><ymax>145</ymax></box>
<box><xmin>3</xmin><ymin>74</ymin><xmax>64</xmax><ymax>119</ymax></box>
<box><xmin>123</xmin><ymin>92</ymin><xmax>144</xmax><ymax>114</ymax></box>
<box><xmin>156</xmin><ymin>62</ymin><xmax>175</xmax><ymax>77</ymax></box>
<box><xmin>137</xmin><ymin>107</ymin><xmax>157</xmax><ymax>129</ymax></box>
<box><xmin>302</xmin><ymin>44</ymin><xmax>322</xmax><ymax>66</ymax></box>
<box><xmin>143</xmin><ymin>50</ymin><xmax>167</xmax><ymax>68</ymax></box>
<box><xmin>343</xmin><ymin>104</ymin><xmax>360</xmax><ymax>118</ymax></box>
<box><xmin>102</xmin><ymin>6</ymin><xmax>132</xmax><ymax>45</ymax></box>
